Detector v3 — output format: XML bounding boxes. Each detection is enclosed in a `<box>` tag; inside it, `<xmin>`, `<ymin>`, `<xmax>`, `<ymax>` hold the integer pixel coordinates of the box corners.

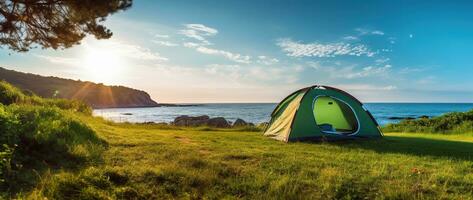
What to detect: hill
<box><xmin>0</xmin><ymin>67</ymin><xmax>158</xmax><ymax>108</ymax></box>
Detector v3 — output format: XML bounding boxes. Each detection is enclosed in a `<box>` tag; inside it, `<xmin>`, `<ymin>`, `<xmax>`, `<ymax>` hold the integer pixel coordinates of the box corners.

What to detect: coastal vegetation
<box><xmin>0</xmin><ymin>81</ymin><xmax>105</xmax><ymax>196</ymax></box>
<box><xmin>1</xmin><ymin>81</ymin><xmax>473</xmax><ymax>199</ymax></box>
<box><xmin>383</xmin><ymin>110</ymin><xmax>473</xmax><ymax>134</ymax></box>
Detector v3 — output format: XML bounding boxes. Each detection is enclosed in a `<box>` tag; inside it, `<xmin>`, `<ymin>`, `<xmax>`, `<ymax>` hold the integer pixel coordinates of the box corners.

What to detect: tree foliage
<box><xmin>0</xmin><ymin>0</ymin><xmax>132</xmax><ymax>52</ymax></box>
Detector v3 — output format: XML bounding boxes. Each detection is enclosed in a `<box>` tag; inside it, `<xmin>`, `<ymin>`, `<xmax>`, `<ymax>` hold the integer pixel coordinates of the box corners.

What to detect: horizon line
<box><xmin>157</xmin><ymin>102</ymin><xmax>473</xmax><ymax>104</ymax></box>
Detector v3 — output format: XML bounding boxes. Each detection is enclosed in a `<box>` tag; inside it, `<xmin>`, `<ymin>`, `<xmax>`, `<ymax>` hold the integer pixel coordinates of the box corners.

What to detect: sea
<box><xmin>93</xmin><ymin>103</ymin><xmax>473</xmax><ymax>126</ymax></box>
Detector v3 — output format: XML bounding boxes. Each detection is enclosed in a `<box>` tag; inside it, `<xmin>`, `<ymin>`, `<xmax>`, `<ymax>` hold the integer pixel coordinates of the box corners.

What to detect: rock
<box><xmin>207</xmin><ymin>117</ymin><xmax>230</xmax><ymax>128</ymax></box>
<box><xmin>388</xmin><ymin>116</ymin><xmax>415</xmax><ymax>120</ymax></box>
<box><xmin>233</xmin><ymin>118</ymin><xmax>248</xmax><ymax>127</ymax></box>
<box><xmin>173</xmin><ymin>115</ymin><xmax>210</xmax><ymax>126</ymax></box>
<box><xmin>419</xmin><ymin>115</ymin><xmax>430</xmax><ymax>119</ymax></box>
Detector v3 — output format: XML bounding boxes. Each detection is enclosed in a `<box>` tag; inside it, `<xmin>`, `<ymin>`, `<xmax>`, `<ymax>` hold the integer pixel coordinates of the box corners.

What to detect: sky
<box><xmin>1</xmin><ymin>0</ymin><xmax>473</xmax><ymax>103</ymax></box>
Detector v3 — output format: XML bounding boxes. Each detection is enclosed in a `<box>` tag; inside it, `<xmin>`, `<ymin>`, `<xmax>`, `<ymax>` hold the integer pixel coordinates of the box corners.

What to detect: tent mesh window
<box><xmin>313</xmin><ymin>96</ymin><xmax>359</xmax><ymax>135</ymax></box>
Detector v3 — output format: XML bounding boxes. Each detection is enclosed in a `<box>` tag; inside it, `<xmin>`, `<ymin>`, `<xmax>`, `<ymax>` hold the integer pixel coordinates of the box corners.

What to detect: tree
<box><xmin>0</xmin><ymin>0</ymin><xmax>132</xmax><ymax>52</ymax></box>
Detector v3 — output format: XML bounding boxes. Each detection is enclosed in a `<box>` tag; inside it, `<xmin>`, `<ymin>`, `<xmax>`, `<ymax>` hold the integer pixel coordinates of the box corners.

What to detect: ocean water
<box><xmin>93</xmin><ymin>103</ymin><xmax>473</xmax><ymax>126</ymax></box>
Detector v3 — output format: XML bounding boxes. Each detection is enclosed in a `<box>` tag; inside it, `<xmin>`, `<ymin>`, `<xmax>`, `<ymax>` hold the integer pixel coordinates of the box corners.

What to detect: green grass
<box><xmin>21</xmin><ymin>117</ymin><xmax>473</xmax><ymax>199</ymax></box>
<box><xmin>0</xmin><ymin>82</ymin><xmax>104</xmax><ymax>197</ymax></box>
<box><xmin>2</xmin><ymin>81</ymin><xmax>473</xmax><ymax>199</ymax></box>
<box><xmin>0</xmin><ymin>104</ymin><xmax>106</xmax><ymax>196</ymax></box>
<box><xmin>0</xmin><ymin>80</ymin><xmax>92</xmax><ymax>115</ymax></box>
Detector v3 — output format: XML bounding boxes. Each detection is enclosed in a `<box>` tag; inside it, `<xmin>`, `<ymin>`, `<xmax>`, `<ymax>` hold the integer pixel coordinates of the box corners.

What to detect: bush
<box><xmin>0</xmin><ymin>81</ymin><xmax>91</xmax><ymax>115</ymax></box>
<box><xmin>0</xmin><ymin>104</ymin><xmax>106</xmax><ymax>193</ymax></box>
<box><xmin>382</xmin><ymin>110</ymin><xmax>473</xmax><ymax>134</ymax></box>
<box><xmin>0</xmin><ymin>81</ymin><xmax>25</xmax><ymax>105</ymax></box>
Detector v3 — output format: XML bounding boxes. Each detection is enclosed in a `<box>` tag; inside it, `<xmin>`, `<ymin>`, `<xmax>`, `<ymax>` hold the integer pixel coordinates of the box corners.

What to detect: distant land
<box><xmin>0</xmin><ymin>67</ymin><xmax>159</xmax><ymax>108</ymax></box>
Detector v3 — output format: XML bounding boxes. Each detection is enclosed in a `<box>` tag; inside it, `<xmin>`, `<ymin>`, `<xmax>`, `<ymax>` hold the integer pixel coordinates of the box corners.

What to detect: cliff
<box><xmin>0</xmin><ymin>67</ymin><xmax>159</xmax><ymax>108</ymax></box>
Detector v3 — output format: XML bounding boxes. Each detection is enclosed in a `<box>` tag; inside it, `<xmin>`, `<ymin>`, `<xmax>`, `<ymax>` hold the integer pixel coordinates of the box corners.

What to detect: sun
<box><xmin>81</xmin><ymin>47</ymin><xmax>125</xmax><ymax>84</ymax></box>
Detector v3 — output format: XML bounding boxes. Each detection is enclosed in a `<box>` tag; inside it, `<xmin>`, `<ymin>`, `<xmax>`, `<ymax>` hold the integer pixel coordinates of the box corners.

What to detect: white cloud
<box><xmin>371</xmin><ymin>30</ymin><xmax>385</xmax><ymax>35</ymax></box>
<box><xmin>277</xmin><ymin>38</ymin><xmax>376</xmax><ymax>58</ymax></box>
<box><xmin>35</xmin><ymin>55</ymin><xmax>79</xmax><ymax>66</ymax></box>
<box><xmin>179</xmin><ymin>23</ymin><xmax>218</xmax><ymax>44</ymax></box>
<box><xmin>180</xmin><ymin>24</ymin><xmax>252</xmax><ymax>64</ymax></box>
<box><xmin>152</xmin><ymin>40</ymin><xmax>179</xmax><ymax>47</ymax></box>
<box><xmin>399</xmin><ymin>67</ymin><xmax>425</xmax><ymax>74</ymax></box>
<box><xmin>36</xmin><ymin>39</ymin><xmax>168</xmax><ymax>67</ymax></box>
<box><xmin>307</xmin><ymin>61</ymin><xmax>392</xmax><ymax>80</ymax></box>
<box><xmin>186</xmin><ymin>24</ymin><xmax>218</xmax><ymax>35</ymax></box>
<box><xmin>154</xmin><ymin>34</ymin><xmax>170</xmax><ymax>38</ymax></box>
<box><xmin>375</xmin><ymin>58</ymin><xmax>390</xmax><ymax>64</ymax></box>
<box><xmin>343</xmin><ymin>36</ymin><xmax>359</xmax><ymax>40</ymax></box>
<box><xmin>257</xmin><ymin>56</ymin><xmax>279</xmax><ymax>65</ymax></box>
<box><xmin>343</xmin><ymin>64</ymin><xmax>391</xmax><ymax>79</ymax></box>
<box><xmin>183</xmin><ymin>42</ymin><xmax>201</xmax><ymax>48</ymax></box>
<box><xmin>416</xmin><ymin>75</ymin><xmax>436</xmax><ymax>84</ymax></box>
<box><xmin>195</xmin><ymin>46</ymin><xmax>251</xmax><ymax>64</ymax></box>
<box><xmin>355</xmin><ymin>28</ymin><xmax>385</xmax><ymax>36</ymax></box>
<box><xmin>82</xmin><ymin>39</ymin><xmax>168</xmax><ymax>62</ymax></box>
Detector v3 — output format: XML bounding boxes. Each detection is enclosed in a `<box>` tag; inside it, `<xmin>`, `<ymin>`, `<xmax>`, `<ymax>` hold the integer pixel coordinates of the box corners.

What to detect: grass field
<box><xmin>21</xmin><ymin>116</ymin><xmax>473</xmax><ymax>199</ymax></box>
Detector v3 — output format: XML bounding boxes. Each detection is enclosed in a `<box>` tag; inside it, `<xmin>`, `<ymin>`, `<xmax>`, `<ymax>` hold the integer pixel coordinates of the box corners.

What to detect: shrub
<box><xmin>0</xmin><ymin>104</ymin><xmax>106</xmax><ymax>193</ymax></box>
<box><xmin>0</xmin><ymin>81</ymin><xmax>91</xmax><ymax>115</ymax></box>
<box><xmin>382</xmin><ymin>110</ymin><xmax>473</xmax><ymax>134</ymax></box>
<box><xmin>0</xmin><ymin>81</ymin><xmax>25</xmax><ymax>105</ymax></box>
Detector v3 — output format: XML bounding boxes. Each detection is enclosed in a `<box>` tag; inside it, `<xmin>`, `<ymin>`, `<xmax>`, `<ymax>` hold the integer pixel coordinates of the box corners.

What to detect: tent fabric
<box><xmin>263</xmin><ymin>91</ymin><xmax>305</xmax><ymax>142</ymax></box>
<box><xmin>264</xmin><ymin>85</ymin><xmax>382</xmax><ymax>142</ymax></box>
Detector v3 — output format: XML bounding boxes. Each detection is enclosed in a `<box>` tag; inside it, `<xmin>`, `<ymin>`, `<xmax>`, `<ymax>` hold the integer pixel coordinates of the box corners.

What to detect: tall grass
<box><xmin>382</xmin><ymin>110</ymin><xmax>473</xmax><ymax>134</ymax></box>
<box><xmin>0</xmin><ymin>81</ymin><xmax>92</xmax><ymax>115</ymax></box>
<box><xmin>0</xmin><ymin>81</ymin><xmax>105</xmax><ymax>197</ymax></box>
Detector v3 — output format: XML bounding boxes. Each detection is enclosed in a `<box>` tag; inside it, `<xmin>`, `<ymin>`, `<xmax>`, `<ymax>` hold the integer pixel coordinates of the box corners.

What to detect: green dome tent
<box><xmin>264</xmin><ymin>85</ymin><xmax>382</xmax><ymax>142</ymax></box>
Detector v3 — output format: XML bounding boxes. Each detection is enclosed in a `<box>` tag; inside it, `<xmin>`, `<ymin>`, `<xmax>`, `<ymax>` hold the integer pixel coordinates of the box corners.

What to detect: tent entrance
<box><xmin>313</xmin><ymin>96</ymin><xmax>359</xmax><ymax>135</ymax></box>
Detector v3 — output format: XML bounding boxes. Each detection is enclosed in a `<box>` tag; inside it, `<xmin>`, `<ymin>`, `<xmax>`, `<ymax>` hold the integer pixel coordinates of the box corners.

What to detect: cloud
<box><xmin>355</xmin><ymin>28</ymin><xmax>385</xmax><ymax>36</ymax></box>
<box><xmin>416</xmin><ymin>76</ymin><xmax>436</xmax><ymax>84</ymax></box>
<box><xmin>152</xmin><ymin>40</ymin><xmax>179</xmax><ymax>47</ymax></box>
<box><xmin>38</xmin><ymin>39</ymin><xmax>169</xmax><ymax>69</ymax></box>
<box><xmin>306</xmin><ymin>60</ymin><xmax>392</xmax><ymax>80</ymax></box>
<box><xmin>277</xmin><ymin>38</ymin><xmax>375</xmax><ymax>58</ymax></box>
<box><xmin>101</xmin><ymin>40</ymin><xmax>168</xmax><ymax>61</ymax></box>
<box><xmin>399</xmin><ymin>67</ymin><xmax>425</xmax><ymax>74</ymax></box>
<box><xmin>183</xmin><ymin>42</ymin><xmax>201</xmax><ymax>48</ymax></box>
<box><xmin>375</xmin><ymin>58</ymin><xmax>390</xmax><ymax>64</ymax></box>
<box><xmin>257</xmin><ymin>56</ymin><xmax>279</xmax><ymax>65</ymax></box>
<box><xmin>179</xmin><ymin>23</ymin><xmax>218</xmax><ymax>44</ymax></box>
<box><xmin>35</xmin><ymin>55</ymin><xmax>79</xmax><ymax>66</ymax></box>
<box><xmin>195</xmin><ymin>46</ymin><xmax>251</xmax><ymax>64</ymax></box>
<box><xmin>179</xmin><ymin>23</ymin><xmax>252</xmax><ymax>63</ymax></box>
<box><xmin>343</xmin><ymin>36</ymin><xmax>359</xmax><ymax>40</ymax></box>
<box><xmin>371</xmin><ymin>30</ymin><xmax>385</xmax><ymax>35</ymax></box>
<box><xmin>341</xmin><ymin>64</ymin><xmax>391</xmax><ymax>79</ymax></box>
<box><xmin>154</xmin><ymin>34</ymin><xmax>170</xmax><ymax>38</ymax></box>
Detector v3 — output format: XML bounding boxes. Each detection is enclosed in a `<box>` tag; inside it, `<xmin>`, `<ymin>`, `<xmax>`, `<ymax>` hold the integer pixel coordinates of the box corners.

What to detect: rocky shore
<box><xmin>171</xmin><ymin>115</ymin><xmax>258</xmax><ymax>128</ymax></box>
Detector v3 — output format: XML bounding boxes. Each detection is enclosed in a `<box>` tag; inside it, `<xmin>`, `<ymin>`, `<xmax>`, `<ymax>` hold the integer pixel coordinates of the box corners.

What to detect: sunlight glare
<box><xmin>82</xmin><ymin>47</ymin><xmax>125</xmax><ymax>84</ymax></box>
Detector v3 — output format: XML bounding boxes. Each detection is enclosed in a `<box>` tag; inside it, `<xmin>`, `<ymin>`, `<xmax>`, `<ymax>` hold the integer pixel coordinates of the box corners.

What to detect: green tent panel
<box><xmin>264</xmin><ymin>85</ymin><xmax>382</xmax><ymax>142</ymax></box>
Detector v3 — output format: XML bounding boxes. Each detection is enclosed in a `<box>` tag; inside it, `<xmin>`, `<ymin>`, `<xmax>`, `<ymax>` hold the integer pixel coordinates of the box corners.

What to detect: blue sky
<box><xmin>1</xmin><ymin>0</ymin><xmax>473</xmax><ymax>103</ymax></box>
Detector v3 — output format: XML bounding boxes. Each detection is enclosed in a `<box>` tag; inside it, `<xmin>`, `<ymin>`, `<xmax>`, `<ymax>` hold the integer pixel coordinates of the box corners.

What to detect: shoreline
<box><xmin>93</xmin><ymin>103</ymin><xmax>201</xmax><ymax>109</ymax></box>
